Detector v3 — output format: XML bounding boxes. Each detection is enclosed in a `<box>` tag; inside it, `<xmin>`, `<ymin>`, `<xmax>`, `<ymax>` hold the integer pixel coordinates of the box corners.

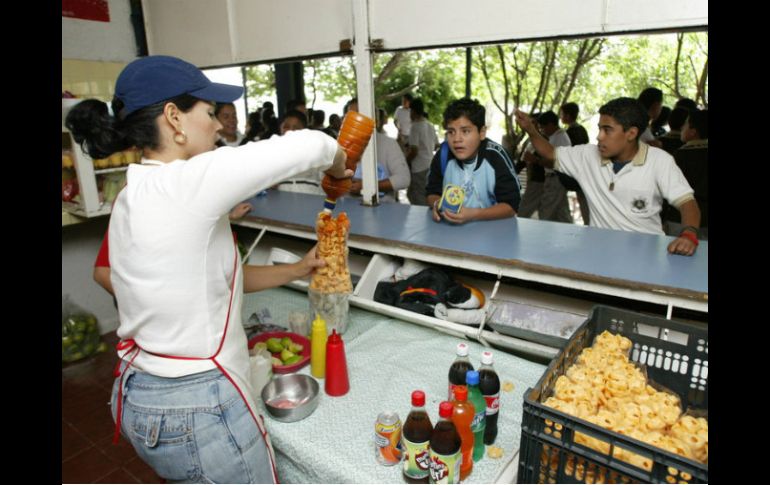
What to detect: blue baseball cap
<box><xmin>115</xmin><ymin>55</ymin><xmax>244</xmax><ymax>119</ymax></box>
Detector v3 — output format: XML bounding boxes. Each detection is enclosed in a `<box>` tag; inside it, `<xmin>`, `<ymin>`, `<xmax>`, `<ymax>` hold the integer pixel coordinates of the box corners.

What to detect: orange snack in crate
<box><xmin>337</xmin><ymin>112</ymin><xmax>375</xmax><ymax>170</ymax></box>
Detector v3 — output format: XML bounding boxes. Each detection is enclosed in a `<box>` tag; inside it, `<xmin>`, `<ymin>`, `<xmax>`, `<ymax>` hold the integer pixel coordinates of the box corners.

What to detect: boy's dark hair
<box><xmin>281</xmin><ymin>109</ymin><xmax>308</xmax><ymax>127</ymax></box>
<box><xmin>312</xmin><ymin>109</ymin><xmax>325</xmax><ymax>126</ymax></box>
<box><xmin>262</xmin><ymin>101</ymin><xmax>274</xmax><ymax>110</ymax></box>
<box><xmin>560</xmin><ymin>102</ymin><xmax>579</xmax><ymax>120</ymax></box>
<box><xmin>667</xmin><ymin>107</ymin><xmax>689</xmax><ymax>131</ymax></box>
<box><xmin>442</xmin><ymin>97</ymin><xmax>484</xmax><ymax>130</ymax></box>
<box><xmin>403</xmin><ymin>93</ymin><xmax>414</xmax><ymax>102</ymax></box>
<box><xmin>66</xmin><ymin>94</ymin><xmax>200</xmax><ymax>159</ymax></box>
<box><xmin>214</xmin><ymin>102</ymin><xmax>235</xmax><ymax>116</ymax></box>
<box><xmin>329</xmin><ymin>113</ymin><xmax>341</xmax><ymax>125</ymax></box>
<box><xmin>637</xmin><ymin>87</ymin><xmax>663</xmax><ymax>110</ymax></box>
<box><xmin>537</xmin><ymin>111</ymin><xmax>559</xmax><ymax>127</ymax></box>
<box><xmin>674</xmin><ymin>97</ymin><xmax>698</xmax><ymax>112</ymax></box>
<box><xmin>411</xmin><ymin>98</ymin><xmax>427</xmax><ymax>118</ymax></box>
<box><xmin>598</xmin><ymin>97</ymin><xmax>649</xmax><ymax>140</ymax></box>
<box><xmin>687</xmin><ymin>109</ymin><xmax>708</xmax><ymax>139</ymax></box>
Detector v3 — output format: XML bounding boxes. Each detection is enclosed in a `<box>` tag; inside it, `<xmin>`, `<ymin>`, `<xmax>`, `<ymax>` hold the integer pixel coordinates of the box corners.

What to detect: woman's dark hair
<box><xmin>442</xmin><ymin>98</ymin><xmax>484</xmax><ymax>130</ymax></box>
<box><xmin>65</xmin><ymin>94</ymin><xmax>200</xmax><ymax>159</ymax></box>
<box><xmin>598</xmin><ymin>97</ymin><xmax>649</xmax><ymax>141</ymax></box>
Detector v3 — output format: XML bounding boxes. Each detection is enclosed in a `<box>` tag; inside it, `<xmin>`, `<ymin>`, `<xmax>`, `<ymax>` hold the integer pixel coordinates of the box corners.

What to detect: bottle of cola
<box><xmin>479</xmin><ymin>351</ymin><xmax>500</xmax><ymax>445</ymax></box>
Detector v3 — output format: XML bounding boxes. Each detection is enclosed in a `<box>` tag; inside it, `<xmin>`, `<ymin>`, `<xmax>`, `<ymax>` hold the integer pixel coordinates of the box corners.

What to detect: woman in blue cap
<box><xmin>66</xmin><ymin>55</ymin><xmax>350</xmax><ymax>483</ymax></box>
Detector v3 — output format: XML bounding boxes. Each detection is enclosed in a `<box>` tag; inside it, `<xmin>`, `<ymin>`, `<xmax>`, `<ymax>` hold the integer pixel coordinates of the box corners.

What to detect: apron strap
<box><xmin>110</xmin><ymin>237</ymin><xmax>279</xmax><ymax>482</ymax></box>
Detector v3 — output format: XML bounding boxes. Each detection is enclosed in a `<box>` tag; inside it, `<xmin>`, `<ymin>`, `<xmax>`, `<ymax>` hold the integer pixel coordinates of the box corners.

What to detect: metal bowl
<box><xmin>261</xmin><ymin>374</ymin><xmax>320</xmax><ymax>422</ymax></box>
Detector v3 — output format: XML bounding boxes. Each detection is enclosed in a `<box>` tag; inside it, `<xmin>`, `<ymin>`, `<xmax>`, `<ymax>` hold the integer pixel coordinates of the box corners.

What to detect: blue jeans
<box><xmin>111</xmin><ymin>368</ymin><xmax>275</xmax><ymax>483</ymax></box>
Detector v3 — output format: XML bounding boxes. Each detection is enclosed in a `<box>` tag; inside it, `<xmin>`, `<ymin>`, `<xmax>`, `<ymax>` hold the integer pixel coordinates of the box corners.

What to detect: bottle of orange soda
<box><xmin>451</xmin><ymin>385</ymin><xmax>475</xmax><ymax>481</ymax></box>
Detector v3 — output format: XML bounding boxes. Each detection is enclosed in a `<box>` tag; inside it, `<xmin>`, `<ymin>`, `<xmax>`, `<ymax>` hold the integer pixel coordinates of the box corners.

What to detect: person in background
<box><xmin>65</xmin><ymin>55</ymin><xmax>350</xmax><ymax>484</ymax></box>
<box><xmin>426</xmin><ymin>97</ymin><xmax>520</xmax><ymax>224</ymax></box>
<box><xmin>664</xmin><ymin>109</ymin><xmax>708</xmax><ymax>239</ymax></box>
<box><xmin>514</xmin><ymin>97</ymin><xmax>701</xmax><ymax>256</ymax></box>
<box><xmin>674</xmin><ymin>97</ymin><xmax>698</xmax><ymax>112</ymax></box>
<box><xmin>559</xmin><ymin>101</ymin><xmax>591</xmax><ymax>224</ymax></box>
<box><xmin>651</xmin><ymin>106</ymin><xmax>671</xmax><ymax>137</ymax></box>
<box><xmin>349</xmin><ymin>108</ymin><xmax>411</xmax><ymax>203</ymax></box>
<box><xmin>394</xmin><ymin>93</ymin><xmax>413</xmax><ymax>152</ymax></box>
<box><xmin>637</xmin><ymin>87</ymin><xmax>664</xmax><ymax>148</ymax></box>
<box><xmin>406</xmin><ymin>98</ymin><xmax>439</xmax><ymax>206</ymax></box>
<box><xmin>525</xmin><ymin>111</ymin><xmax>573</xmax><ymax>223</ymax></box>
<box><xmin>515</xmin><ymin>112</ymin><xmax>543</xmax><ymax>215</ymax></box>
<box><xmin>279</xmin><ymin>109</ymin><xmax>308</xmax><ymax>134</ymax></box>
<box><xmin>657</xmin><ymin>106</ymin><xmax>688</xmax><ymax>155</ymax></box>
<box><xmin>327</xmin><ymin>113</ymin><xmax>342</xmax><ymax>138</ymax></box>
<box><xmin>559</xmin><ymin>102</ymin><xmax>589</xmax><ymax>146</ymax></box>
<box><xmin>309</xmin><ymin>109</ymin><xmax>336</xmax><ymax>138</ymax></box>
<box><xmin>285</xmin><ymin>98</ymin><xmax>307</xmax><ymax>114</ymax></box>
<box><xmin>239</xmin><ymin>111</ymin><xmax>264</xmax><ymax>145</ymax></box>
<box><xmin>214</xmin><ymin>102</ymin><xmax>245</xmax><ymax>147</ymax></box>
<box><xmin>275</xmin><ymin>109</ymin><xmax>325</xmax><ymax>194</ymax></box>
<box><xmin>343</xmin><ymin>97</ymin><xmax>358</xmax><ymax>115</ymax></box>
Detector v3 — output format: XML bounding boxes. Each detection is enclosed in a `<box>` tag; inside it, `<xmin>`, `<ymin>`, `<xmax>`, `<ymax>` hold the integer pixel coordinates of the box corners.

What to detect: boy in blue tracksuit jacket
<box><xmin>426</xmin><ymin>97</ymin><xmax>521</xmax><ymax>224</ymax></box>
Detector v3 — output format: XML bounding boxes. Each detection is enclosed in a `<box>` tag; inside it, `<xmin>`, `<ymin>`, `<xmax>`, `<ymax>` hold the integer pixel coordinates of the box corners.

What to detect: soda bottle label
<box><xmin>484</xmin><ymin>393</ymin><xmax>500</xmax><ymax>416</ymax></box>
<box><xmin>402</xmin><ymin>437</ymin><xmax>430</xmax><ymax>479</ymax></box>
<box><xmin>429</xmin><ymin>449</ymin><xmax>461</xmax><ymax>484</ymax></box>
<box><xmin>471</xmin><ymin>410</ymin><xmax>485</xmax><ymax>431</ymax></box>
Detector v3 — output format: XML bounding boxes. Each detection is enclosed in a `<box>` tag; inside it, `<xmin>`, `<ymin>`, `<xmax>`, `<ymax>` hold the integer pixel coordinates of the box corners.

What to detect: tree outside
<box><xmin>243</xmin><ymin>30</ymin><xmax>707</xmax><ymax>152</ymax></box>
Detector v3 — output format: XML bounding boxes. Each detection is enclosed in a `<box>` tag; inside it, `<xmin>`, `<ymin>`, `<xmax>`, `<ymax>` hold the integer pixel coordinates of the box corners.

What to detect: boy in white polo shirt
<box><xmin>514</xmin><ymin>97</ymin><xmax>701</xmax><ymax>256</ymax></box>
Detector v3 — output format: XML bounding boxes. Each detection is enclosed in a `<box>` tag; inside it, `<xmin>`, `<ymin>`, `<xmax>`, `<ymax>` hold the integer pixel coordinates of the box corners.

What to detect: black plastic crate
<box><xmin>517</xmin><ymin>305</ymin><xmax>708</xmax><ymax>483</ymax></box>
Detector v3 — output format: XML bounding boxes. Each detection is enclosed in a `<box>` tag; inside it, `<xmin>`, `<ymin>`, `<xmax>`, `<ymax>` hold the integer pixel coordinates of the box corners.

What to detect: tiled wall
<box><xmin>62</xmin><ymin>59</ymin><xmax>126</xmax><ymax>101</ymax></box>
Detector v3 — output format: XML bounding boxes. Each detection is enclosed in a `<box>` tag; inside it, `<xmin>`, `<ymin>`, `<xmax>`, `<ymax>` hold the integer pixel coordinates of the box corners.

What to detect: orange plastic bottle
<box><xmin>321</xmin><ymin>112</ymin><xmax>374</xmax><ymax>212</ymax></box>
<box><xmin>451</xmin><ymin>385</ymin><xmax>475</xmax><ymax>481</ymax></box>
<box><xmin>337</xmin><ymin>111</ymin><xmax>375</xmax><ymax>170</ymax></box>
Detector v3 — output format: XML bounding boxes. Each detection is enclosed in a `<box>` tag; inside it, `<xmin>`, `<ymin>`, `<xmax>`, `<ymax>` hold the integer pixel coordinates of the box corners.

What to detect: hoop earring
<box><xmin>174</xmin><ymin>130</ymin><xmax>188</xmax><ymax>145</ymax></box>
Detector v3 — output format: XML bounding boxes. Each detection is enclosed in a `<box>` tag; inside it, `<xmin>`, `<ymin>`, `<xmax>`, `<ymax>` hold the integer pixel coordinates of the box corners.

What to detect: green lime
<box><xmin>97</xmin><ymin>342</ymin><xmax>108</xmax><ymax>353</ymax></box>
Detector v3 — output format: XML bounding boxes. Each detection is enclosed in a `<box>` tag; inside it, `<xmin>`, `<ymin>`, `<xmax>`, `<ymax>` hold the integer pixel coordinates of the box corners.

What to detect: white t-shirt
<box><xmin>219</xmin><ymin>131</ymin><xmax>245</xmax><ymax>147</ymax></box>
<box><xmin>109</xmin><ymin>130</ymin><xmax>337</xmax><ymax>391</ymax></box>
<box><xmin>554</xmin><ymin>142</ymin><xmax>694</xmax><ymax>234</ymax></box>
<box><xmin>394</xmin><ymin>106</ymin><xmax>412</xmax><ymax>137</ymax></box>
<box><xmin>408</xmin><ymin>119</ymin><xmax>439</xmax><ymax>173</ymax></box>
<box><xmin>639</xmin><ymin>126</ymin><xmax>655</xmax><ymax>143</ymax></box>
<box><xmin>352</xmin><ymin>133</ymin><xmax>411</xmax><ymax>202</ymax></box>
<box><xmin>545</xmin><ymin>128</ymin><xmax>572</xmax><ymax>174</ymax></box>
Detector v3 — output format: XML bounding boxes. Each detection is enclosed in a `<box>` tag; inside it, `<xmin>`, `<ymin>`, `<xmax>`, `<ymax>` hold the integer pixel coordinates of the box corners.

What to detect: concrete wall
<box><xmin>62</xmin><ymin>218</ymin><xmax>119</xmax><ymax>335</ymax></box>
<box><xmin>62</xmin><ymin>0</ymin><xmax>137</xmax><ymax>62</ymax></box>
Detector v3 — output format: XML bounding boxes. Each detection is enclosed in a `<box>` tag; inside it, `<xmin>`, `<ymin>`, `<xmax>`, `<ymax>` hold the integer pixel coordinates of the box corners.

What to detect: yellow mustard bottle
<box><xmin>310</xmin><ymin>314</ymin><xmax>328</xmax><ymax>378</ymax></box>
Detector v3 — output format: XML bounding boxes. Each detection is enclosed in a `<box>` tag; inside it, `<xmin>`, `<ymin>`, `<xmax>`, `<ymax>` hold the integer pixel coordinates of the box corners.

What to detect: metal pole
<box><xmin>465</xmin><ymin>47</ymin><xmax>472</xmax><ymax>98</ymax></box>
<box><xmin>352</xmin><ymin>0</ymin><xmax>379</xmax><ymax>206</ymax></box>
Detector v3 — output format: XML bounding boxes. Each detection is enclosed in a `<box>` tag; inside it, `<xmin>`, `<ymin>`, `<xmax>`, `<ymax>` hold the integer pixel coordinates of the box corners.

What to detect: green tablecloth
<box><xmin>243</xmin><ymin>287</ymin><xmax>547</xmax><ymax>484</ymax></box>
